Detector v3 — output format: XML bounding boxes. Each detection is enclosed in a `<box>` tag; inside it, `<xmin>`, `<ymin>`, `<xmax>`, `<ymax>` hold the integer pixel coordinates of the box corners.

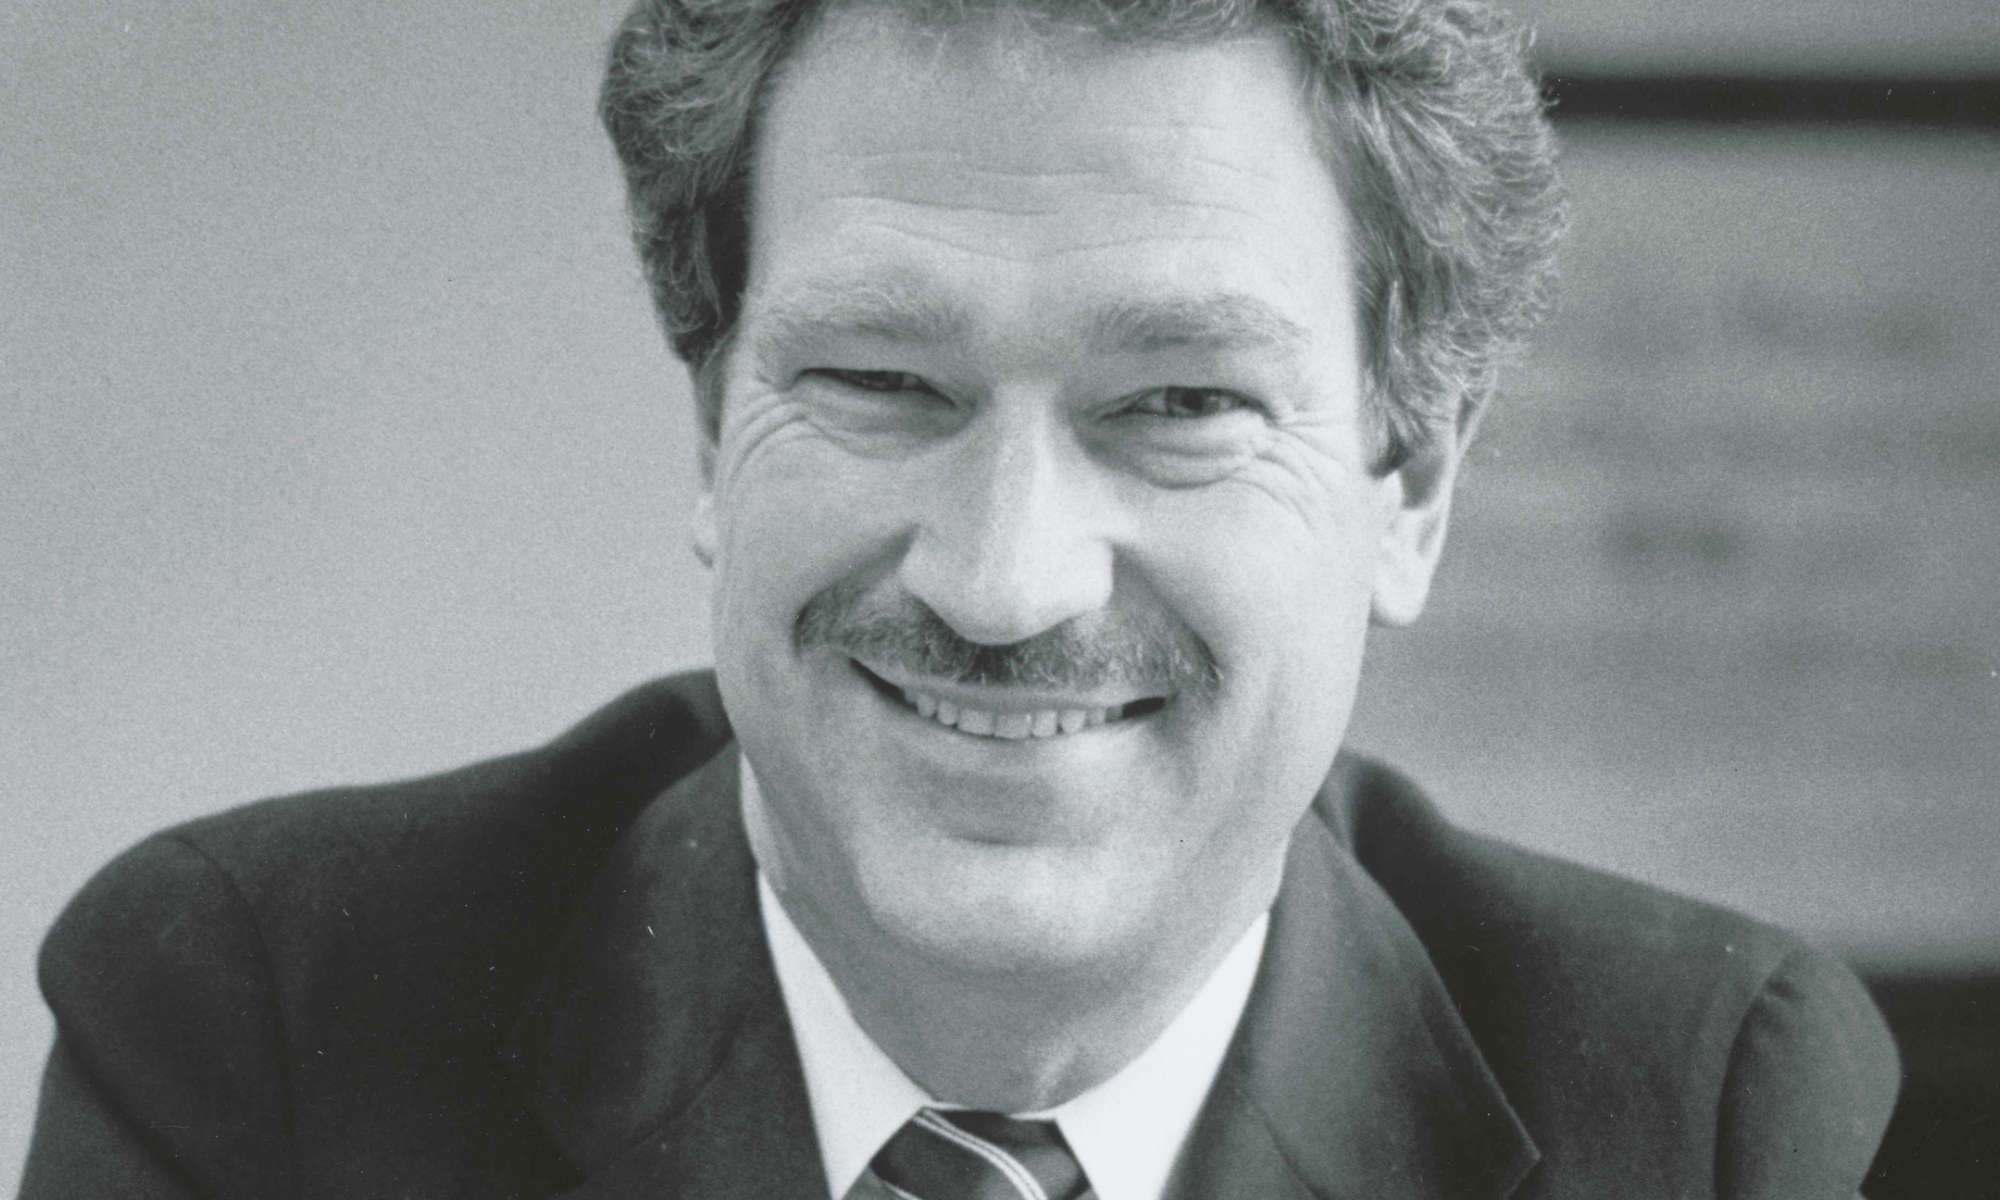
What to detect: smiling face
<box><xmin>700</xmin><ymin>8</ymin><xmax>1462</xmax><ymax>989</ymax></box>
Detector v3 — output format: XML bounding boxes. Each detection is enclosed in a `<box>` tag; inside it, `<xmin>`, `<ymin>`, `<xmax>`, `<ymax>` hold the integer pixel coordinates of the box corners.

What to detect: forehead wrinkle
<box><xmin>824</xmin><ymin>190</ymin><xmax>1065</xmax><ymax>218</ymax></box>
<box><xmin>799</xmin><ymin>136</ymin><xmax>1299</xmax><ymax>242</ymax></box>
<box><xmin>825</xmin><ymin>179</ymin><xmax>1282</xmax><ymax>231</ymax></box>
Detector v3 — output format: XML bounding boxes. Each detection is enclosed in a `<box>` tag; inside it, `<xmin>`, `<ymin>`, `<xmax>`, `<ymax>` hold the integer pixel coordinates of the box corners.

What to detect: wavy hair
<box><xmin>600</xmin><ymin>0</ymin><xmax>1565</xmax><ymax>468</ymax></box>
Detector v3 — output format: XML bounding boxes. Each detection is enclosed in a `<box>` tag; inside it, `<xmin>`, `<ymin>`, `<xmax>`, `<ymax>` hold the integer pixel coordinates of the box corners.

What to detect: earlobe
<box><xmin>1370</xmin><ymin>485</ymin><xmax>1452</xmax><ymax>627</ymax></box>
<box><xmin>1370</xmin><ymin>396</ymin><xmax>1481</xmax><ymax>627</ymax></box>
<box><xmin>691</xmin><ymin>489</ymin><xmax>718</xmax><ymax>569</ymax></box>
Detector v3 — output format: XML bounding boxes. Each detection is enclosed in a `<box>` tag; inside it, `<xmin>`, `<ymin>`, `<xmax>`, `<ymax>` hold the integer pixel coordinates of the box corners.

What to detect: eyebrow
<box><xmin>745</xmin><ymin>270</ymin><xmax>970</xmax><ymax>362</ymax></box>
<box><xmin>1085</xmin><ymin>292</ymin><xmax>1314</xmax><ymax>356</ymax></box>
<box><xmin>744</xmin><ymin>270</ymin><xmax>1314</xmax><ymax>361</ymax></box>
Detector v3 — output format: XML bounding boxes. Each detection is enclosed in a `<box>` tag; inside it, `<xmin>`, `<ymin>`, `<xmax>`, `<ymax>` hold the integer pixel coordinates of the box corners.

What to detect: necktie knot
<box><xmin>863</xmin><ymin>1108</ymin><xmax>1094</xmax><ymax>1200</ymax></box>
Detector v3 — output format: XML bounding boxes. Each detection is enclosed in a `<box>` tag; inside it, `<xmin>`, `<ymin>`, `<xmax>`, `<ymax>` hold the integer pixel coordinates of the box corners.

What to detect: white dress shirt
<box><xmin>757</xmin><ymin>870</ymin><xmax>1267</xmax><ymax>1200</ymax></box>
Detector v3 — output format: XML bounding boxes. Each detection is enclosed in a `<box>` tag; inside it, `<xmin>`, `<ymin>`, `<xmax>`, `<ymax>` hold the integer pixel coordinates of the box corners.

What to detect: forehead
<box><xmin>742</xmin><ymin>6</ymin><xmax>1356</xmax><ymax>352</ymax></box>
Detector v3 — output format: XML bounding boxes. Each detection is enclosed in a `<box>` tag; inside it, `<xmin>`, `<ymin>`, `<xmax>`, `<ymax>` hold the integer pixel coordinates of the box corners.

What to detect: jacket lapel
<box><xmin>1172</xmin><ymin>775</ymin><xmax>1540</xmax><ymax>1200</ymax></box>
<box><xmin>507</xmin><ymin>745</ymin><xmax>827</xmax><ymax>1198</ymax></box>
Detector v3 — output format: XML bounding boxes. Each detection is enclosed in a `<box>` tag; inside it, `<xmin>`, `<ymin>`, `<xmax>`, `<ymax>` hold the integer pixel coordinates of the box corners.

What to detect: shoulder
<box><xmin>29</xmin><ymin>672</ymin><xmax>731</xmax><ymax>1194</ymax></box>
<box><xmin>39</xmin><ymin>670</ymin><xmax>732</xmax><ymax>1062</ymax></box>
<box><xmin>49</xmin><ymin>672</ymin><xmax>728</xmax><ymax>952</ymax></box>
<box><xmin>176</xmin><ymin>670</ymin><xmax>728</xmax><ymax>902</ymax></box>
<box><xmin>1321</xmin><ymin>754</ymin><xmax>1900</xmax><ymax>1195</ymax></box>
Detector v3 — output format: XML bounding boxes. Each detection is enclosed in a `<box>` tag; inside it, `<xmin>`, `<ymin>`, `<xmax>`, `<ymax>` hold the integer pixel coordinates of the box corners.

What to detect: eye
<box><xmin>1123</xmin><ymin>387</ymin><xmax>1260</xmax><ymax>420</ymax></box>
<box><xmin>808</xmin><ymin>368</ymin><xmax>936</xmax><ymax>396</ymax></box>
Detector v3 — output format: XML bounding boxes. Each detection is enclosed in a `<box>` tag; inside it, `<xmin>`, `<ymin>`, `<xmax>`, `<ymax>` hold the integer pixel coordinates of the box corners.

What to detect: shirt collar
<box><xmin>751</xmin><ymin>764</ymin><xmax>1268</xmax><ymax>1200</ymax></box>
<box><xmin>1031</xmin><ymin>906</ymin><xmax>1268</xmax><ymax>1200</ymax></box>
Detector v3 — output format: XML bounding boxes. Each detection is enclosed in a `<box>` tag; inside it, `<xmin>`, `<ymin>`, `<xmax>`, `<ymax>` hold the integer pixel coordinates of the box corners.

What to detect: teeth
<box><xmin>891</xmin><ymin>684</ymin><xmax>1146</xmax><ymax>739</ymax></box>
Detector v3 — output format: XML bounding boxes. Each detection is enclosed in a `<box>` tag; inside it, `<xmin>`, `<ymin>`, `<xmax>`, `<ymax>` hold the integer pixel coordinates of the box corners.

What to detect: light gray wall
<box><xmin>4</xmin><ymin>0</ymin><xmax>703</xmax><ymax>1173</ymax></box>
<box><xmin>7</xmin><ymin>0</ymin><xmax>1997</xmax><ymax>1182</ymax></box>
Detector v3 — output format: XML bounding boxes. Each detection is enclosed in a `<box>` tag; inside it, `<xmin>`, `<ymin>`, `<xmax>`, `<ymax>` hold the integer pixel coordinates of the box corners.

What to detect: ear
<box><xmin>1370</xmin><ymin>394</ymin><xmax>1484</xmax><ymax>627</ymax></box>
<box><xmin>691</xmin><ymin>486</ymin><xmax>718</xmax><ymax>569</ymax></box>
<box><xmin>691</xmin><ymin>368</ymin><xmax>721</xmax><ymax>569</ymax></box>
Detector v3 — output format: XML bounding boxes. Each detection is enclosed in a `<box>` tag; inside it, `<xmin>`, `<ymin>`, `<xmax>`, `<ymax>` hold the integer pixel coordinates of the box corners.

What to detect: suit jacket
<box><xmin>25</xmin><ymin>671</ymin><xmax>1899</xmax><ymax>1198</ymax></box>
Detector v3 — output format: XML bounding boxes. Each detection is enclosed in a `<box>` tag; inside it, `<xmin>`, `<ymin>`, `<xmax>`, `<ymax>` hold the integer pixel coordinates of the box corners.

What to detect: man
<box><xmin>25</xmin><ymin>0</ymin><xmax>1899</xmax><ymax>1196</ymax></box>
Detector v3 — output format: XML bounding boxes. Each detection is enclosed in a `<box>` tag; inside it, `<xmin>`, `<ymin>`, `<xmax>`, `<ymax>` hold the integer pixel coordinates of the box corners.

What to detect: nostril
<box><xmin>898</xmin><ymin>555</ymin><xmax>1117</xmax><ymax>649</ymax></box>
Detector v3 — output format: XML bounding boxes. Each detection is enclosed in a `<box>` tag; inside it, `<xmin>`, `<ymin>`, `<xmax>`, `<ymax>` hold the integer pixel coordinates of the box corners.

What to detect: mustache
<box><xmin>794</xmin><ymin>578</ymin><xmax>1221</xmax><ymax>700</ymax></box>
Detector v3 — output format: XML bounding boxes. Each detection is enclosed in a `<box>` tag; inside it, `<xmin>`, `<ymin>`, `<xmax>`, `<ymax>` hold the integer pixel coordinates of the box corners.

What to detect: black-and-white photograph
<box><xmin>6</xmin><ymin>0</ymin><xmax>1996</xmax><ymax>1194</ymax></box>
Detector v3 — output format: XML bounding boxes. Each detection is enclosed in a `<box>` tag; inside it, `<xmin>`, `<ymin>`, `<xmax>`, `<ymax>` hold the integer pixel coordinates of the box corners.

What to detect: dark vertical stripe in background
<box><xmin>1542</xmin><ymin>72</ymin><xmax>2000</xmax><ymax>126</ymax></box>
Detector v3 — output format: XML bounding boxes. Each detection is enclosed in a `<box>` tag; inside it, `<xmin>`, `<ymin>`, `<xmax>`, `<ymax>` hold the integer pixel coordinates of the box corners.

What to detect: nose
<box><xmin>898</xmin><ymin>403</ymin><xmax>1115</xmax><ymax>646</ymax></box>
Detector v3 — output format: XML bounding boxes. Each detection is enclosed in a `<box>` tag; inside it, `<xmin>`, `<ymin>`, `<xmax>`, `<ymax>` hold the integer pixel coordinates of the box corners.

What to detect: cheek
<box><xmin>1135</xmin><ymin>466</ymin><xmax>1383</xmax><ymax>677</ymax></box>
<box><xmin>1136</xmin><ymin>485</ymin><xmax>1379</xmax><ymax>835</ymax></box>
<box><xmin>710</xmin><ymin>435</ymin><xmax>913</xmax><ymax>632</ymax></box>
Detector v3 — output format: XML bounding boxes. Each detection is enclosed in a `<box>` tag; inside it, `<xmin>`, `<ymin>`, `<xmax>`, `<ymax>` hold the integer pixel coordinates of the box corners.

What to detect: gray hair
<box><xmin>601</xmin><ymin>0</ymin><xmax>1565</xmax><ymax>470</ymax></box>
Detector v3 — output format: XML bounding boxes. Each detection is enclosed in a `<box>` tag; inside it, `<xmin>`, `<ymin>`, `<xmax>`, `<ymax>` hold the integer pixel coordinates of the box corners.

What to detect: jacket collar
<box><xmin>510</xmin><ymin>727</ymin><xmax>1537</xmax><ymax>1199</ymax></box>
<box><xmin>1172</xmin><ymin>766</ymin><xmax>1540</xmax><ymax>1199</ymax></box>
<box><xmin>507</xmin><ymin>745</ymin><xmax>827</xmax><ymax>1198</ymax></box>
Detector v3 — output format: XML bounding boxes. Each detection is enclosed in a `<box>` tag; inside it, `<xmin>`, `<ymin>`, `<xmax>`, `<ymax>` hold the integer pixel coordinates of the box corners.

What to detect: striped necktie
<box><xmin>849</xmin><ymin>1108</ymin><xmax>1096</xmax><ymax>1200</ymax></box>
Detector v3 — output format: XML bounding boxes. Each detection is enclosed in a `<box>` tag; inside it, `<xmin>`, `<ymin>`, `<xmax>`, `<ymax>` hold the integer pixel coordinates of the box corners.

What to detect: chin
<box><xmin>852</xmin><ymin>836</ymin><xmax>1146</xmax><ymax>978</ymax></box>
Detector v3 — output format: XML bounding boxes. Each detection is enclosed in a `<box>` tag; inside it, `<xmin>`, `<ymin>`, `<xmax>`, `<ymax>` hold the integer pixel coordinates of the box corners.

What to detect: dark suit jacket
<box><xmin>25</xmin><ymin>672</ymin><xmax>1899</xmax><ymax>1198</ymax></box>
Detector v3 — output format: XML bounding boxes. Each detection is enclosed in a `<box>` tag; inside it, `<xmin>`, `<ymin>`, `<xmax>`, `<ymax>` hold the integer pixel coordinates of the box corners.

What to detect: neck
<box><xmin>778</xmin><ymin>869</ymin><xmax>1272</xmax><ymax>1113</ymax></box>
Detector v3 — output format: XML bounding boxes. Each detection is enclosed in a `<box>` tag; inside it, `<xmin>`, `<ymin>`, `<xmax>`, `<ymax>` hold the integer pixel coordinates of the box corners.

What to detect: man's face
<box><xmin>701</xmin><ymin>9</ymin><xmax>1455</xmax><ymax>982</ymax></box>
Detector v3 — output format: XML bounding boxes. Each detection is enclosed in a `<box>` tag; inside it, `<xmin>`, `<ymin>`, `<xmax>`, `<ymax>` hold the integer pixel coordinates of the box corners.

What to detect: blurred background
<box><xmin>4</xmin><ymin>0</ymin><xmax>1995</xmax><ymax>1190</ymax></box>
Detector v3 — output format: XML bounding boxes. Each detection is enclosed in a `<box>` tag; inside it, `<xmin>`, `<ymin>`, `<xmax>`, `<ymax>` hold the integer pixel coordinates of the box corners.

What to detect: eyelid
<box><xmin>806</xmin><ymin>367</ymin><xmax>936</xmax><ymax>393</ymax></box>
<box><xmin>1120</xmin><ymin>386</ymin><xmax>1268</xmax><ymax>419</ymax></box>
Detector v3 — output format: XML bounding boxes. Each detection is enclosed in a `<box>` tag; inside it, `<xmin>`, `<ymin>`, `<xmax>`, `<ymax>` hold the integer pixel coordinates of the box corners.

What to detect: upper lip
<box><xmin>851</xmin><ymin>656</ymin><xmax>1166</xmax><ymax>714</ymax></box>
